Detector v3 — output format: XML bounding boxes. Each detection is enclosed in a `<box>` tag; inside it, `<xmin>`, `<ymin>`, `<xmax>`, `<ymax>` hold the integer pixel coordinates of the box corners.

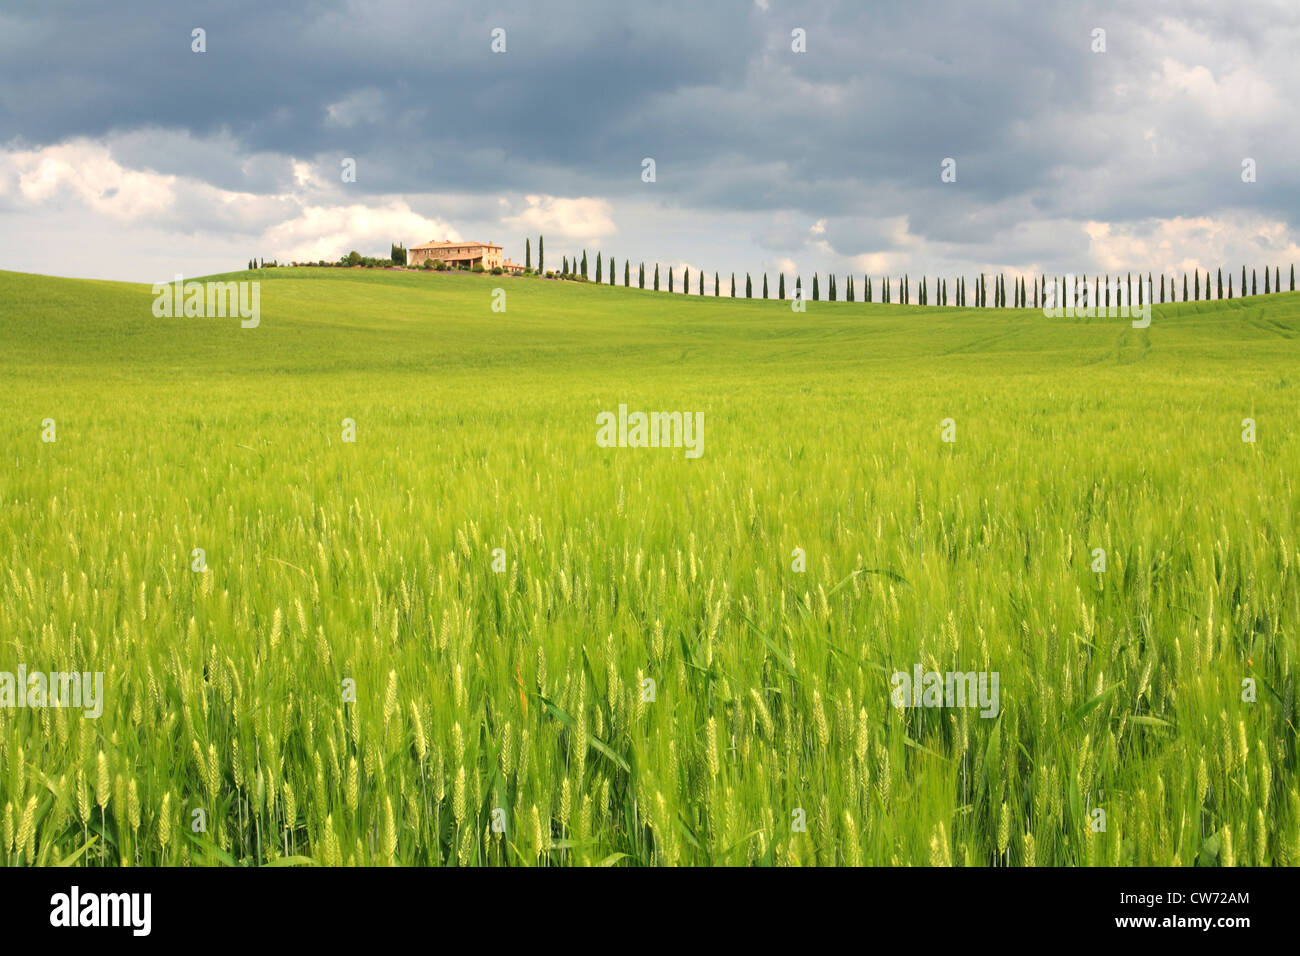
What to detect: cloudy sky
<box><xmin>1</xmin><ymin>0</ymin><xmax>1298</xmax><ymax>287</ymax></box>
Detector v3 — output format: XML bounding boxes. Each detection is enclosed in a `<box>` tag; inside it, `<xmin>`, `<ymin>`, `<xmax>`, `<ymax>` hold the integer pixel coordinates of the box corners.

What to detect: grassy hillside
<box><xmin>2</xmin><ymin>266</ymin><xmax>1298</xmax><ymax>865</ymax></box>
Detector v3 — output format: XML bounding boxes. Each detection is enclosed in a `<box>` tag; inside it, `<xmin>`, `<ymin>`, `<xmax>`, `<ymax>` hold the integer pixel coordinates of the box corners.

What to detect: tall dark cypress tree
<box><xmin>813</xmin><ymin>273</ymin><xmax>820</xmax><ymax>301</ymax></box>
<box><xmin>1265</xmin><ymin>267</ymin><xmax>1271</xmax><ymax>295</ymax></box>
<box><xmin>1183</xmin><ymin>274</ymin><xmax>1188</xmax><ymax>301</ymax></box>
<box><xmin>865</xmin><ymin>276</ymin><xmax>872</xmax><ymax>302</ymax></box>
<box><xmin>625</xmin><ymin>261</ymin><xmax>630</xmax><ymax>286</ymax></box>
<box><xmin>581</xmin><ymin>251</ymin><xmax>588</xmax><ymax>278</ymax></box>
<box><xmin>595</xmin><ymin>252</ymin><xmax>602</xmax><ymax>284</ymax></box>
<box><xmin>1242</xmin><ymin>266</ymin><xmax>1247</xmax><ymax>296</ymax></box>
<box><xmin>1228</xmin><ymin>274</ymin><xmax>1233</xmax><ymax>298</ymax></box>
<box><xmin>1274</xmin><ymin>266</ymin><xmax>1280</xmax><ymax>292</ymax></box>
<box><xmin>731</xmin><ymin>273</ymin><xmax>736</xmax><ymax>297</ymax></box>
<box><xmin>562</xmin><ymin>256</ymin><xmax>568</xmax><ymax>275</ymax></box>
<box><xmin>847</xmin><ymin>276</ymin><xmax>855</xmax><ymax>302</ymax></box>
<box><xmin>654</xmin><ymin>264</ymin><xmax>660</xmax><ymax>291</ymax></box>
<box><xmin>830</xmin><ymin>275</ymin><xmax>836</xmax><ymax>301</ymax></box>
<box><xmin>1160</xmin><ymin>275</ymin><xmax>1165</xmax><ymax>303</ymax></box>
<box><xmin>714</xmin><ymin>271</ymin><xmax>719</xmax><ymax>296</ymax></box>
<box><xmin>639</xmin><ymin>263</ymin><xmax>645</xmax><ymax>288</ymax></box>
<box><xmin>683</xmin><ymin>267</ymin><xmax>689</xmax><ymax>293</ymax></box>
<box><xmin>668</xmin><ymin>267</ymin><xmax>674</xmax><ymax>293</ymax></box>
<box><xmin>745</xmin><ymin>273</ymin><xmax>752</xmax><ymax>298</ymax></box>
<box><xmin>779</xmin><ymin>274</ymin><xmax>786</xmax><ymax>299</ymax></box>
<box><xmin>1194</xmin><ymin>270</ymin><xmax>1199</xmax><ymax>300</ymax></box>
<box><xmin>538</xmin><ymin>236</ymin><xmax>544</xmax><ymax>274</ymax></box>
<box><xmin>795</xmin><ymin>276</ymin><xmax>802</xmax><ymax>300</ymax></box>
<box><xmin>1216</xmin><ymin>268</ymin><xmax>1222</xmax><ymax>299</ymax></box>
<box><xmin>762</xmin><ymin>274</ymin><xmax>768</xmax><ymax>299</ymax></box>
<box><xmin>1292</xmin><ymin>264</ymin><xmax>1296</xmax><ymax>291</ymax></box>
<box><xmin>525</xmin><ymin>238</ymin><xmax>531</xmax><ymax>270</ymax></box>
<box><xmin>698</xmin><ymin>269</ymin><xmax>703</xmax><ymax>295</ymax></box>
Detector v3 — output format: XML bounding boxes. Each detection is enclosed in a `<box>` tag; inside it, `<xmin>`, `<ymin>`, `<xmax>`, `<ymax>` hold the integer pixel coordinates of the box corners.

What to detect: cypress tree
<box><xmin>654</xmin><ymin>265</ymin><xmax>660</xmax><ymax>291</ymax></box>
<box><xmin>1228</xmin><ymin>274</ymin><xmax>1233</xmax><ymax>298</ymax></box>
<box><xmin>813</xmin><ymin>273</ymin><xmax>820</xmax><ymax>301</ymax></box>
<box><xmin>1183</xmin><ymin>273</ymin><xmax>1188</xmax><ymax>301</ymax></box>
<box><xmin>698</xmin><ymin>269</ymin><xmax>703</xmax><ymax>295</ymax></box>
<box><xmin>525</xmin><ymin>238</ymin><xmax>531</xmax><ymax>270</ymax></box>
<box><xmin>865</xmin><ymin>276</ymin><xmax>872</xmax><ymax>302</ymax></box>
<box><xmin>1216</xmin><ymin>268</ymin><xmax>1222</xmax><ymax>299</ymax></box>
<box><xmin>762</xmin><ymin>274</ymin><xmax>768</xmax><ymax>299</ymax></box>
<box><xmin>595</xmin><ymin>252</ymin><xmax>602</xmax><ymax>284</ymax></box>
<box><xmin>1265</xmin><ymin>267</ymin><xmax>1271</xmax><ymax>295</ymax></box>
<box><xmin>625</xmin><ymin>261</ymin><xmax>630</xmax><ymax>286</ymax></box>
<box><xmin>538</xmin><ymin>236</ymin><xmax>544</xmax><ymax>274</ymax></box>
<box><xmin>639</xmin><ymin>263</ymin><xmax>645</xmax><ymax>288</ymax></box>
<box><xmin>744</xmin><ymin>273</ymin><xmax>752</xmax><ymax>298</ymax></box>
<box><xmin>848</xmin><ymin>276</ymin><xmax>855</xmax><ymax>302</ymax></box>
<box><xmin>795</xmin><ymin>276</ymin><xmax>802</xmax><ymax>300</ymax></box>
<box><xmin>1292</xmin><ymin>264</ymin><xmax>1296</xmax><ymax>292</ymax></box>
<box><xmin>731</xmin><ymin>273</ymin><xmax>736</xmax><ymax>297</ymax></box>
<box><xmin>830</xmin><ymin>275</ymin><xmax>836</xmax><ymax>301</ymax></box>
<box><xmin>581</xmin><ymin>251</ymin><xmax>588</xmax><ymax>278</ymax></box>
<box><xmin>1241</xmin><ymin>266</ymin><xmax>1247</xmax><ymax>296</ymax></box>
<box><xmin>562</xmin><ymin>256</ymin><xmax>568</xmax><ymax>275</ymax></box>
<box><xmin>1194</xmin><ymin>270</ymin><xmax>1199</xmax><ymax>300</ymax></box>
<box><xmin>1252</xmin><ymin>270</ymin><xmax>1256</xmax><ymax>296</ymax></box>
<box><xmin>779</xmin><ymin>274</ymin><xmax>786</xmax><ymax>299</ymax></box>
<box><xmin>1160</xmin><ymin>275</ymin><xmax>1165</xmax><ymax>303</ymax></box>
<box><xmin>669</xmin><ymin>267</ymin><xmax>674</xmax><ymax>293</ymax></box>
<box><xmin>714</xmin><ymin>271</ymin><xmax>719</xmax><ymax>296</ymax></box>
<box><xmin>1274</xmin><ymin>266</ymin><xmax>1280</xmax><ymax>292</ymax></box>
<box><xmin>610</xmin><ymin>257</ymin><xmax>616</xmax><ymax>285</ymax></box>
<box><xmin>684</xmin><ymin>267</ymin><xmax>689</xmax><ymax>293</ymax></box>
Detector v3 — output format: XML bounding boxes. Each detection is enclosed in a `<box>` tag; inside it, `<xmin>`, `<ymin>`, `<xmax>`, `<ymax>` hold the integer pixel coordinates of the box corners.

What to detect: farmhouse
<box><xmin>409</xmin><ymin>239</ymin><xmax>504</xmax><ymax>270</ymax></box>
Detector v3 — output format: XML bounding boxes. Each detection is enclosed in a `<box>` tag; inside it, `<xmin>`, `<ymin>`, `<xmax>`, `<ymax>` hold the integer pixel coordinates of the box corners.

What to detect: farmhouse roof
<box><xmin>410</xmin><ymin>239</ymin><xmax>502</xmax><ymax>251</ymax></box>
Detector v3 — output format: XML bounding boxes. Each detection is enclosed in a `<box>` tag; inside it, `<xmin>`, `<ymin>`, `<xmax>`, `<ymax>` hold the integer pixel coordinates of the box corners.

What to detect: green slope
<box><xmin>1</xmin><ymin>266</ymin><xmax>1298</xmax><ymax>866</ymax></box>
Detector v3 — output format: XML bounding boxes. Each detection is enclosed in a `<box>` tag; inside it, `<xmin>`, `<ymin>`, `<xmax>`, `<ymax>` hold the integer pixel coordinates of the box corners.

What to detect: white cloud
<box><xmin>6</xmin><ymin>140</ymin><xmax>176</xmax><ymax>220</ymax></box>
<box><xmin>267</xmin><ymin>201</ymin><xmax>460</xmax><ymax>261</ymax></box>
<box><xmin>502</xmin><ymin>194</ymin><xmax>615</xmax><ymax>239</ymax></box>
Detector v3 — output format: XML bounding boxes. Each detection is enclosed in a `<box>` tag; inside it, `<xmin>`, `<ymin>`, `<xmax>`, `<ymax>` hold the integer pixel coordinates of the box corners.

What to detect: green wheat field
<box><xmin>2</xmin><ymin>266</ymin><xmax>1297</xmax><ymax>866</ymax></box>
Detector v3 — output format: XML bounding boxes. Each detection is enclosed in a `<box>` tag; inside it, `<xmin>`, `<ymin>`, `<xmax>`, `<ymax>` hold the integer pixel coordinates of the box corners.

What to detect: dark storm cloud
<box><xmin>1</xmin><ymin>0</ymin><xmax>1298</xmax><ymax>275</ymax></box>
